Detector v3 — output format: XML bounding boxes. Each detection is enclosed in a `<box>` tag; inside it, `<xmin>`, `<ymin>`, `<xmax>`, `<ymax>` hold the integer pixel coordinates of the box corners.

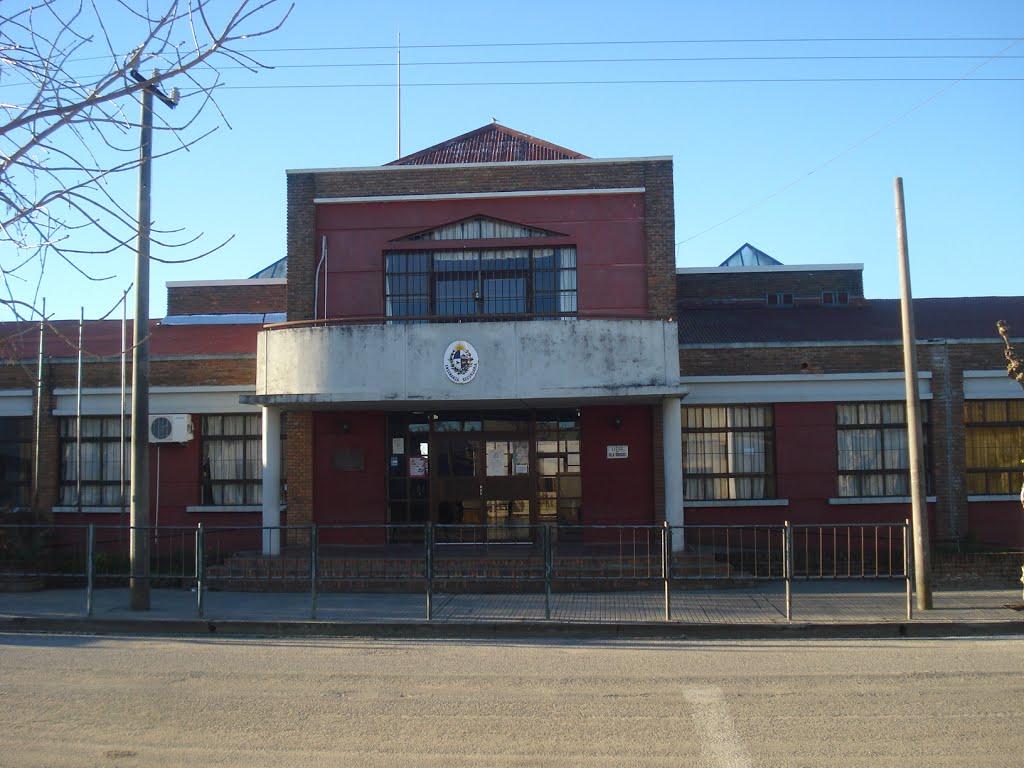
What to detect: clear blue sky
<box><xmin>16</xmin><ymin>0</ymin><xmax>1024</xmax><ymax>320</ymax></box>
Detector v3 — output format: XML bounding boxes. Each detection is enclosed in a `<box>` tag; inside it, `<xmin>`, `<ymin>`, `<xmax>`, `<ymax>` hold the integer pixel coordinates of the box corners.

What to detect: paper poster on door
<box><xmin>486</xmin><ymin>441</ymin><xmax>508</xmax><ymax>477</ymax></box>
<box><xmin>513</xmin><ymin>440</ymin><xmax>529</xmax><ymax>474</ymax></box>
<box><xmin>408</xmin><ymin>456</ymin><xmax>427</xmax><ymax>477</ymax></box>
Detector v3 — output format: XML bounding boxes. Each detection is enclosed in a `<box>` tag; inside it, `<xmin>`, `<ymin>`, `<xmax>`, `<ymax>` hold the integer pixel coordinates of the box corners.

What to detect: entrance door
<box><xmin>387</xmin><ymin>411</ymin><xmax>582</xmax><ymax>542</ymax></box>
<box><xmin>432</xmin><ymin>432</ymin><xmax>532</xmax><ymax>542</ymax></box>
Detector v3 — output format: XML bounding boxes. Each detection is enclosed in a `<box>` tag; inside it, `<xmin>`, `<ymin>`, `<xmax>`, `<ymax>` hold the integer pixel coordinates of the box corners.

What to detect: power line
<box><xmin>43</xmin><ymin>53</ymin><xmax>1022</xmax><ymax>90</ymax></box>
<box><xmin>66</xmin><ymin>35</ymin><xmax>1024</xmax><ymax>63</ymax></box>
<box><xmin>243</xmin><ymin>36</ymin><xmax>1023</xmax><ymax>53</ymax></box>
<box><xmin>211</xmin><ymin>77</ymin><xmax>1023</xmax><ymax>91</ymax></box>
<box><xmin>210</xmin><ymin>54</ymin><xmax>1024</xmax><ymax>70</ymax></box>
<box><xmin>676</xmin><ymin>37</ymin><xmax>1024</xmax><ymax>246</ymax></box>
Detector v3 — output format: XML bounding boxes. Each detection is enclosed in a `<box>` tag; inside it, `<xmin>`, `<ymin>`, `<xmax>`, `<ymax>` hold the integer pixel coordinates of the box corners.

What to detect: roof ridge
<box><xmin>387</xmin><ymin>122</ymin><xmax>588</xmax><ymax>166</ymax></box>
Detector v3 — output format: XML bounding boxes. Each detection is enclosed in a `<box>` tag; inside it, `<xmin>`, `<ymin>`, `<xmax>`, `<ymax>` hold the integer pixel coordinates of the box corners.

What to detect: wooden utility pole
<box><xmin>129</xmin><ymin>72</ymin><xmax>177</xmax><ymax>611</ymax></box>
<box><xmin>895</xmin><ymin>176</ymin><xmax>933</xmax><ymax>610</ymax></box>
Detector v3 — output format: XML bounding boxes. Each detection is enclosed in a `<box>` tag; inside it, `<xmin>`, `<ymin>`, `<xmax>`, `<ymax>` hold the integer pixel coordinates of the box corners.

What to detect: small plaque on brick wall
<box><xmin>607</xmin><ymin>445</ymin><xmax>629</xmax><ymax>459</ymax></box>
<box><xmin>333</xmin><ymin>447</ymin><xmax>365</xmax><ymax>471</ymax></box>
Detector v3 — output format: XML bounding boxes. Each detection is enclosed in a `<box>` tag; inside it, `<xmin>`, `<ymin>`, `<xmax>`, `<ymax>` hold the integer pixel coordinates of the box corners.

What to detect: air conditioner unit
<box><xmin>149</xmin><ymin>414</ymin><xmax>193</xmax><ymax>444</ymax></box>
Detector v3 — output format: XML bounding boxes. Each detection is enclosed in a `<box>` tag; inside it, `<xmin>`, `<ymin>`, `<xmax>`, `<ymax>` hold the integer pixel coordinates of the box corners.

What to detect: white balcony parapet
<box><xmin>245</xmin><ymin>318</ymin><xmax>685</xmax><ymax>408</ymax></box>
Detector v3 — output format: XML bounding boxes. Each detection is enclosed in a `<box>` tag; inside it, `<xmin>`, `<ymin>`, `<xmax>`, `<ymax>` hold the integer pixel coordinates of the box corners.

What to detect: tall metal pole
<box><xmin>129</xmin><ymin>84</ymin><xmax>154</xmax><ymax>611</ymax></box>
<box><xmin>32</xmin><ymin>298</ymin><xmax>45</xmax><ymax>508</ymax></box>
<box><xmin>120</xmin><ymin>289</ymin><xmax>127</xmax><ymax>536</ymax></box>
<box><xmin>76</xmin><ymin>307</ymin><xmax>83</xmax><ymax>516</ymax></box>
<box><xmin>895</xmin><ymin>176</ymin><xmax>933</xmax><ymax>610</ymax></box>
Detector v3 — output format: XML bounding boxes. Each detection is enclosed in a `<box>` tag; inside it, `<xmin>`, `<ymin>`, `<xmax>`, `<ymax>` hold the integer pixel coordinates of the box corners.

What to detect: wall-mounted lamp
<box><xmin>340</xmin><ymin>422</ymin><xmax>351</xmax><ymax>434</ymax></box>
<box><xmin>612</xmin><ymin>416</ymin><xmax>623</xmax><ymax>430</ymax></box>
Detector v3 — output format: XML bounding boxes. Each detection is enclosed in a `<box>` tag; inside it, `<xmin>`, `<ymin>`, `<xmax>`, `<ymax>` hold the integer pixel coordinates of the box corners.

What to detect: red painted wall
<box><xmin>313</xmin><ymin>411</ymin><xmax>388</xmax><ymax>544</ymax></box>
<box><xmin>580</xmin><ymin>405</ymin><xmax>654</xmax><ymax>541</ymax></box>
<box><xmin>315</xmin><ymin>193</ymin><xmax>648</xmax><ymax>319</ymax></box>
<box><xmin>967</xmin><ymin>502</ymin><xmax>1024</xmax><ymax>548</ymax></box>
<box><xmin>684</xmin><ymin>401</ymin><xmax>934</xmax><ymax>532</ymax></box>
<box><xmin>52</xmin><ymin>428</ymin><xmax>267</xmax><ymax>559</ymax></box>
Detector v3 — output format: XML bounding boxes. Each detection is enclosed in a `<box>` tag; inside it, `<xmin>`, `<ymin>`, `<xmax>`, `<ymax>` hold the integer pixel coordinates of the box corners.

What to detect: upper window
<box><xmin>60</xmin><ymin>417</ymin><xmax>128</xmax><ymax>506</ymax></box>
<box><xmin>402</xmin><ymin>216</ymin><xmax>561</xmax><ymax>241</ymax></box>
<box><xmin>0</xmin><ymin>418</ymin><xmax>32</xmax><ymax>507</ymax></box>
<box><xmin>964</xmin><ymin>399</ymin><xmax>1024</xmax><ymax>495</ymax></box>
<box><xmin>683</xmin><ymin>406</ymin><xmax>775</xmax><ymax>500</ymax></box>
<box><xmin>836</xmin><ymin>402</ymin><xmax>929</xmax><ymax>497</ymax></box>
<box><xmin>385</xmin><ymin>247</ymin><xmax>577</xmax><ymax>322</ymax></box>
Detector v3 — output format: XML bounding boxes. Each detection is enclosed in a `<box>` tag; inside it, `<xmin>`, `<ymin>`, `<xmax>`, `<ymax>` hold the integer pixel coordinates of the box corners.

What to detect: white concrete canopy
<box><xmin>245</xmin><ymin>319</ymin><xmax>687</xmax><ymax>408</ymax></box>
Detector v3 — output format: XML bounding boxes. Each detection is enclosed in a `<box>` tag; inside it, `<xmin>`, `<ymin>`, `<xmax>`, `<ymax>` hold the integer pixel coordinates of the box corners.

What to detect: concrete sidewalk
<box><xmin>2</xmin><ymin>581</ymin><xmax>1023</xmax><ymax>638</ymax></box>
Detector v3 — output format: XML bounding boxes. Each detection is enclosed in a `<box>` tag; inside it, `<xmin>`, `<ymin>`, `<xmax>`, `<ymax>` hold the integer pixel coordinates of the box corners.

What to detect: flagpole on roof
<box><xmin>396</xmin><ymin>31</ymin><xmax>402</xmax><ymax>159</ymax></box>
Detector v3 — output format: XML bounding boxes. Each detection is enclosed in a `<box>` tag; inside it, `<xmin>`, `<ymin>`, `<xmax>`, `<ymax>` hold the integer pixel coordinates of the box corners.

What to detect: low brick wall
<box><xmin>932</xmin><ymin>552</ymin><xmax>1024</xmax><ymax>584</ymax></box>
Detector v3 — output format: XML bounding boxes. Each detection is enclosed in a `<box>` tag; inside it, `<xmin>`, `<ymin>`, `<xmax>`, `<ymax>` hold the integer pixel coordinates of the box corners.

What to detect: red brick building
<box><xmin>1</xmin><ymin>125</ymin><xmax>1021</xmax><ymax>555</ymax></box>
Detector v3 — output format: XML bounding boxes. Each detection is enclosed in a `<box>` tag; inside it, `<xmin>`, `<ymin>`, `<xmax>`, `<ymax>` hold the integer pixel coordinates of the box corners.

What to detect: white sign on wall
<box><xmin>607</xmin><ymin>445</ymin><xmax>629</xmax><ymax>459</ymax></box>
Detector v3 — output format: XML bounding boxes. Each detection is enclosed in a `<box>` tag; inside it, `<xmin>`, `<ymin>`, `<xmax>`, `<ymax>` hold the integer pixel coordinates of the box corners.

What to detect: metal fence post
<box><xmin>310</xmin><ymin>524</ymin><xmax>319</xmax><ymax>620</ymax></box>
<box><xmin>543</xmin><ymin>524</ymin><xmax>552</xmax><ymax>621</ymax></box>
<box><xmin>904</xmin><ymin>518</ymin><xmax>913</xmax><ymax>621</ymax></box>
<box><xmin>195</xmin><ymin>523</ymin><xmax>205</xmax><ymax>618</ymax></box>
<box><xmin>663</xmin><ymin>521</ymin><xmax>672</xmax><ymax>622</ymax></box>
<box><xmin>85</xmin><ymin>524</ymin><xmax>95</xmax><ymax>617</ymax></box>
<box><xmin>784</xmin><ymin>521</ymin><xmax>793</xmax><ymax>622</ymax></box>
<box><xmin>425</xmin><ymin>522</ymin><xmax>433</xmax><ymax>621</ymax></box>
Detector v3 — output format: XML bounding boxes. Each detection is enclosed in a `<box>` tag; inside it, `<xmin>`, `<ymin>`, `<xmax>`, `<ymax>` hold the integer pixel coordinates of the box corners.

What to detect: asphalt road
<box><xmin>1</xmin><ymin>632</ymin><xmax>1022</xmax><ymax>767</ymax></box>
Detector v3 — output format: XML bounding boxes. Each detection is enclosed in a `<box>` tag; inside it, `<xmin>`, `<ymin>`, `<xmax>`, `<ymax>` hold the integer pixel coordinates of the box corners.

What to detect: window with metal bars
<box><xmin>964</xmin><ymin>399</ymin><xmax>1024</xmax><ymax>495</ymax></box>
<box><xmin>682</xmin><ymin>406</ymin><xmax>775</xmax><ymax>500</ymax></box>
<box><xmin>385</xmin><ymin>247</ymin><xmax>577</xmax><ymax>322</ymax></box>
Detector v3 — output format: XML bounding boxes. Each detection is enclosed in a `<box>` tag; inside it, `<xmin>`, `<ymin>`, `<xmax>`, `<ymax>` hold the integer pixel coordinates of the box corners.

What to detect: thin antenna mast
<box><xmin>396</xmin><ymin>31</ymin><xmax>402</xmax><ymax>159</ymax></box>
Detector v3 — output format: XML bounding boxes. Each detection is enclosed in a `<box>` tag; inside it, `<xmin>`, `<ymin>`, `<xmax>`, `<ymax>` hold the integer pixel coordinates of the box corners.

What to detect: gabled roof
<box><xmin>719</xmin><ymin>243</ymin><xmax>783</xmax><ymax>267</ymax></box>
<box><xmin>679</xmin><ymin>297</ymin><xmax>1024</xmax><ymax>345</ymax></box>
<box><xmin>387</xmin><ymin>122</ymin><xmax>589</xmax><ymax>166</ymax></box>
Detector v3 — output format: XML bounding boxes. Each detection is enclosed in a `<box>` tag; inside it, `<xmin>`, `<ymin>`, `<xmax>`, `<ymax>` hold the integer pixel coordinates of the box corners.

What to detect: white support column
<box><xmin>261</xmin><ymin>406</ymin><xmax>282</xmax><ymax>556</ymax></box>
<box><xmin>662</xmin><ymin>395</ymin><xmax>684</xmax><ymax>551</ymax></box>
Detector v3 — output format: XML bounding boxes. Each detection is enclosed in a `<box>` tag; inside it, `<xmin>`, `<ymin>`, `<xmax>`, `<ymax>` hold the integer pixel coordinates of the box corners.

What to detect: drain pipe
<box><xmin>312</xmin><ymin>235</ymin><xmax>328</xmax><ymax>319</ymax></box>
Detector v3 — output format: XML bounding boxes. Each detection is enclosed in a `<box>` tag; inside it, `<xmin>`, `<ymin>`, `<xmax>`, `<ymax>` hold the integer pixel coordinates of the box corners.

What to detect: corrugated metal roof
<box><xmin>387</xmin><ymin>123</ymin><xmax>588</xmax><ymax>166</ymax></box>
<box><xmin>679</xmin><ymin>297</ymin><xmax>1024</xmax><ymax>345</ymax></box>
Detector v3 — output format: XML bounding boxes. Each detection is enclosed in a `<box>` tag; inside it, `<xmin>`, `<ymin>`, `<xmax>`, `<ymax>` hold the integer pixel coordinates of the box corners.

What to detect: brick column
<box><xmin>924</xmin><ymin>343</ymin><xmax>967</xmax><ymax>543</ymax></box>
<box><xmin>285</xmin><ymin>410</ymin><xmax>313</xmax><ymax>546</ymax></box>
<box><xmin>286</xmin><ymin>172</ymin><xmax>317</xmax><ymax>322</ymax></box>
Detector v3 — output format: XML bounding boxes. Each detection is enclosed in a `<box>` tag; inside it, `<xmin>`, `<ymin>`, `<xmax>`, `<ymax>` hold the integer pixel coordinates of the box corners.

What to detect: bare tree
<box><xmin>996</xmin><ymin>321</ymin><xmax>1024</xmax><ymax>509</ymax></box>
<box><xmin>0</xmin><ymin>0</ymin><xmax>292</xmax><ymax>320</ymax></box>
<box><xmin>997</xmin><ymin>321</ymin><xmax>1024</xmax><ymax>390</ymax></box>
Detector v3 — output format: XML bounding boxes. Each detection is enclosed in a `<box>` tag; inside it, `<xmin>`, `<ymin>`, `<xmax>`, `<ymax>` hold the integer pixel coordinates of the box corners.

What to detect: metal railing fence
<box><xmin>0</xmin><ymin>519</ymin><xmax>915</xmax><ymax>622</ymax></box>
